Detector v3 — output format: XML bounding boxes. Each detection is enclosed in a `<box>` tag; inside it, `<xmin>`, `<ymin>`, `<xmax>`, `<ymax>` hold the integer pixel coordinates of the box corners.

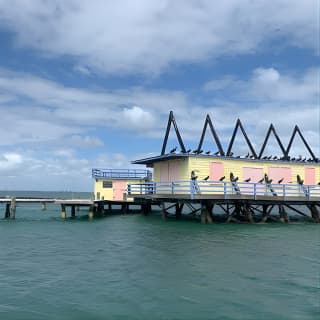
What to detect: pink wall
<box><xmin>209</xmin><ymin>162</ymin><xmax>224</xmax><ymax>181</ymax></box>
<box><xmin>268</xmin><ymin>167</ymin><xmax>291</xmax><ymax>184</ymax></box>
<box><xmin>113</xmin><ymin>181</ymin><xmax>127</xmax><ymax>201</ymax></box>
<box><xmin>169</xmin><ymin>161</ymin><xmax>180</xmax><ymax>181</ymax></box>
<box><xmin>160</xmin><ymin>162</ymin><xmax>169</xmax><ymax>181</ymax></box>
<box><xmin>242</xmin><ymin>167</ymin><xmax>263</xmax><ymax>182</ymax></box>
<box><xmin>305</xmin><ymin>167</ymin><xmax>315</xmax><ymax>185</ymax></box>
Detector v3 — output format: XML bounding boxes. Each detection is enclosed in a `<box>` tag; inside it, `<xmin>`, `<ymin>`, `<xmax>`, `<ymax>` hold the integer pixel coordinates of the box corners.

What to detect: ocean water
<box><xmin>0</xmin><ymin>193</ymin><xmax>319</xmax><ymax>319</ymax></box>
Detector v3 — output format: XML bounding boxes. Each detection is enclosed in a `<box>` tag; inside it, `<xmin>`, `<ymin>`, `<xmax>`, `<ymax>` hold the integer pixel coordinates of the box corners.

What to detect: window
<box><xmin>103</xmin><ymin>181</ymin><xmax>113</xmax><ymax>188</ymax></box>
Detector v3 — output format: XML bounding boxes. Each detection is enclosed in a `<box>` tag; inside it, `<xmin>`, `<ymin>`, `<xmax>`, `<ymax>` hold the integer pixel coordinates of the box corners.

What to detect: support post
<box><xmin>71</xmin><ymin>205</ymin><xmax>76</xmax><ymax>218</ymax></box>
<box><xmin>5</xmin><ymin>203</ymin><xmax>10</xmax><ymax>219</ymax></box>
<box><xmin>161</xmin><ymin>202</ymin><xmax>167</xmax><ymax>220</ymax></box>
<box><xmin>175</xmin><ymin>203</ymin><xmax>183</xmax><ymax>219</ymax></box>
<box><xmin>310</xmin><ymin>205</ymin><xmax>319</xmax><ymax>223</ymax></box>
<box><xmin>279</xmin><ymin>205</ymin><xmax>289</xmax><ymax>223</ymax></box>
<box><xmin>261</xmin><ymin>204</ymin><xmax>269</xmax><ymax>222</ymax></box>
<box><xmin>244</xmin><ymin>203</ymin><xmax>254</xmax><ymax>223</ymax></box>
<box><xmin>200</xmin><ymin>202</ymin><xmax>207</xmax><ymax>224</ymax></box>
<box><xmin>61</xmin><ymin>204</ymin><xmax>66</xmax><ymax>219</ymax></box>
<box><xmin>88</xmin><ymin>205</ymin><xmax>94</xmax><ymax>220</ymax></box>
<box><xmin>10</xmin><ymin>197</ymin><xmax>16</xmax><ymax>219</ymax></box>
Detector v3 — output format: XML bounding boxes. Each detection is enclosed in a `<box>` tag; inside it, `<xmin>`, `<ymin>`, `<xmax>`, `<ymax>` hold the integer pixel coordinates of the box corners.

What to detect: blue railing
<box><xmin>92</xmin><ymin>168</ymin><xmax>152</xmax><ymax>180</ymax></box>
<box><xmin>127</xmin><ymin>180</ymin><xmax>320</xmax><ymax>200</ymax></box>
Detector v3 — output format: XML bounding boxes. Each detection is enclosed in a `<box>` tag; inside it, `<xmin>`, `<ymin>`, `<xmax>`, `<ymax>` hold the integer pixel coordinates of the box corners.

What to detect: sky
<box><xmin>0</xmin><ymin>0</ymin><xmax>319</xmax><ymax>191</ymax></box>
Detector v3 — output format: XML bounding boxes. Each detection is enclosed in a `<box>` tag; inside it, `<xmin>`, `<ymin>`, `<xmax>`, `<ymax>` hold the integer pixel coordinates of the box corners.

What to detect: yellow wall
<box><xmin>94</xmin><ymin>179</ymin><xmax>145</xmax><ymax>201</ymax></box>
<box><xmin>153</xmin><ymin>158</ymin><xmax>189</xmax><ymax>182</ymax></box>
<box><xmin>152</xmin><ymin>156</ymin><xmax>319</xmax><ymax>184</ymax></box>
<box><xmin>187</xmin><ymin>157</ymin><xmax>320</xmax><ymax>183</ymax></box>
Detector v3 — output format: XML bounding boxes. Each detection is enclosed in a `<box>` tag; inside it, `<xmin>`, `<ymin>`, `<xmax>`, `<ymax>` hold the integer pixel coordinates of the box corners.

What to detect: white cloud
<box><xmin>0</xmin><ymin>152</ymin><xmax>23</xmax><ymax>170</ymax></box>
<box><xmin>122</xmin><ymin>106</ymin><xmax>154</xmax><ymax>130</ymax></box>
<box><xmin>0</xmin><ymin>0</ymin><xmax>316</xmax><ymax>75</ymax></box>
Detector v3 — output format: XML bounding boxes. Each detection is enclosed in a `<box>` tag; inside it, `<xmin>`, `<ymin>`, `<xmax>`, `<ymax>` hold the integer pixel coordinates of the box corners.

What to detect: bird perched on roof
<box><xmin>186</xmin><ymin>149</ymin><xmax>191</xmax><ymax>153</ymax></box>
<box><xmin>198</xmin><ymin>149</ymin><xmax>203</xmax><ymax>154</ymax></box>
<box><xmin>219</xmin><ymin>176</ymin><xmax>225</xmax><ymax>181</ymax></box>
<box><xmin>205</xmin><ymin>151</ymin><xmax>211</xmax><ymax>155</ymax></box>
<box><xmin>192</xmin><ymin>149</ymin><xmax>198</xmax><ymax>153</ymax></box>
<box><xmin>244</xmin><ymin>178</ymin><xmax>251</xmax><ymax>182</ymax></box>
<box><xmin>214</xmin><ymin>151</ymin><xmax>220</xmax><ymax>156</ymax></box>
<box><xmin>170</xmin><ymin>147</ymin><xmax>177</xmax><ymax>153</ymax></box>
<box><xmin>278</xmin><ymin>178</ymin><xmax>284</xmax><ymax>184</ymax></box>
<box><xmin>267</xmin><ymin>155</ymin><xmax>272</xmax><ymax>160</ymax></box>
<box><xmin>273</xmin><ymin>156</ymin><xmax>278</xmax><ymax>160</ymax></box>
<box><xmin>203</xmin><ymin>176</ymin><xmax>209</xmax><ymax>181</ymax></box>
<box><xmin>262</xmin><ymin>156</ymin><xmax>268</xmax><ymax>159</ymax></box>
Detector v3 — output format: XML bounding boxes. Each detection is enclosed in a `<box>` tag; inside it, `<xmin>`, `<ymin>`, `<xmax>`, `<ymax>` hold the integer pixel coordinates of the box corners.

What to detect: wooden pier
<box><xmin>128</xmin><ymin>180</ymin><xmax>320</xmax><ymax>223</ymax></box>
<box><xmin>0</xmin><ymin>197</ymin><xmax>152</xmax><ymax>220</ymax></box>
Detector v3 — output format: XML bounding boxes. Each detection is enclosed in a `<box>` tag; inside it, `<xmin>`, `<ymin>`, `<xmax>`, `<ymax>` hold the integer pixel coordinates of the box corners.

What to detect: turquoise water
<box><xmin>0</xmin><ymin>199</ymin><xmax>319</xmax><ymax>319</ymax></box>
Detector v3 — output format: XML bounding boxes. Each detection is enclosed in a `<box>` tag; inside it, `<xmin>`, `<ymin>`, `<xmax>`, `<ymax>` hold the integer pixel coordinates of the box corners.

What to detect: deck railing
<box><xmin>127</xmin><ymin>180</ymin><xmax>320</xmax><ymax>200</ymax></box>
<box><xmin>92</xmin><ymin>168</ymin><xmax>152</xmax><ymax>180</ymax></box>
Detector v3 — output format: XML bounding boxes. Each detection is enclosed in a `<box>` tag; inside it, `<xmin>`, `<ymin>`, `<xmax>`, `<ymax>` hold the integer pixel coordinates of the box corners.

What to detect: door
<box><xmin>242</xmin><ymin>167</ymin><xmax>264</xmax><ymax>194</ymax></box>
<box><xmin>243</xmin><ymin>167</ymin><xmax>264</xmax><ymax>182</ymax></box>
<box><xmin>159</xmin><ymin>162</ymin><xmax>169</xmax><ymax>182</ymax></box>
<box><xmin>209</xmin><ymin>162</ymin><xmax>224</xmax><ymax>181</ymax></box>
<box><xmin>168</xmin><ymin>160</ymin><xmax>180</xmax><ymax>181</ymax></box>
<box><xmin>305</xmin><ymin>167</ymin><xmax>315</xmax><ymax>185</ymax></box>
<box><xmin>113</xmin><ymin>181</ymin><xmax>127</xmax><ymax>201</ymax></box>
<box><xmin>268</xmin><ymin>167</ymin><xmax>292</xmax><ymax>184</ymax></box>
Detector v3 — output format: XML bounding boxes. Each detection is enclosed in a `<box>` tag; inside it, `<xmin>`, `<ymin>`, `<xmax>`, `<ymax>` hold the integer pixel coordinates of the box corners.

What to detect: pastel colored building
<box><xmin>92</xmin><ymin>169</ymin><xmax>152</xmax><ymax>201</ymax></box>
<box><xmin>132</xmin><ymin>111</ymin><xmax>319</xmax><ymax>194</ymax></box>
<box><xmin>133</xmin><ymin>154</ymin><xmax>319</xmax><ymax>185</ymax></box>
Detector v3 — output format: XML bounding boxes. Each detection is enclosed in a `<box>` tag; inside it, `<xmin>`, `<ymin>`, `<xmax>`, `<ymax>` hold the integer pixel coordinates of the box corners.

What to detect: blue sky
<box><xmin>0</xmin><ymin>0</ymin><xmax>318</xmax><ymax>191</ymax></box>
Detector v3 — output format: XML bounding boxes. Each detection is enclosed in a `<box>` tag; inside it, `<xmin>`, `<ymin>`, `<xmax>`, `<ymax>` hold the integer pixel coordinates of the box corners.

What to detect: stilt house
<box><xmin>132</xmin><ymin>112</ymin><xmax>319</xmax><ymax>188</ymax></box>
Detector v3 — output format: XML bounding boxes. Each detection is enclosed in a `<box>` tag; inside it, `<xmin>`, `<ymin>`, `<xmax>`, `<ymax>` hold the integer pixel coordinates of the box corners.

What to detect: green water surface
<box><xmin>0</xmin><ymin>202</ymin><xmax>319</xmax><ymax>320</ymax></box>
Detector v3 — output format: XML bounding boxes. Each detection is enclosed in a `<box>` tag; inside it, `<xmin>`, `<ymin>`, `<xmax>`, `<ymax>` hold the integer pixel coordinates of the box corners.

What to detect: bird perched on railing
<box><xmin>264</xmin><ymin>173</ymin><xmax>273</xmax><ymax>184</ymax></box>
<box><xmin>170</xmin><ymin>147</ymin><xmax>177</xmax><ymax>153</ymax></box>
<box><xmin>219</xmin><ymin>176</ymin><xmax>225</xmax><ymax>181</ymax></box>
<box><xmin>297</xmin><ymin>175</ymin><xmax>304</xmax><ymax>185</ymax></box>
<box><xmin>203</xmin><ymin>176</ymin><xmax>209</xmax><ymax>181</ymax></box>
<box><xmin>245</xmin><ymin>152</ymin><xmax>249</xmax><ymax>158</ymax></box>
<box><xmin>244</xmin><ymin>178</ymin><xmax>251</xmax><ymax>182</ymax></box>
<box><xmin>258</xmin><ymin>177</ymin><xmax>264</xmax><ymax>183</ymax></box>
<box><xmin>214</xmin><ymin>151</ymin><xmax>220</xmax><ymax>156</ymax></box>
<box><xmin>186</xmin><ymin>149</ymin><xmax>191</xmax><ymax>153</ymax></box>
<box><xmin>278</xmin><ymin>178</ymin><xmax>284</xmax><ymax>184</ymax></box>
<box><xmin>205</xmin><ymin>151</ymin><xmax>211</xmax><ymax>155</ymax></box>
<box><xmin>230</xmin><ymin>172</ymin><xmax>239</xmax><ymax>182</ymax></box>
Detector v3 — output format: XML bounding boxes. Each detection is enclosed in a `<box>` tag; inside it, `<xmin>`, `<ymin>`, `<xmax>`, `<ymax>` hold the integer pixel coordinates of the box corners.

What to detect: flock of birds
<box><xmin>168</xmin><ymin>147</ymin><xmax>318</xmax><ymax>162</ymax></box>
<box><xmin>199</xmin><ymin>173</ymin><xmax>320</xmax><ymax>185</ymax></box>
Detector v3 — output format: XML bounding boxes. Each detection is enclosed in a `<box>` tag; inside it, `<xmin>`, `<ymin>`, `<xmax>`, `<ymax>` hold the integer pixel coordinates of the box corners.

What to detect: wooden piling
<box><xmin>279</xmin><ymin>205</ymin><xmax>289</xmax><ymax>223</ymax></box>
<box><xmin>175</xmin><ymin>203</ymin><xmax>183</xmax><ymax>219</ymax></box>
<box><xmin>88</xmin><ymin>205</ymin><xmax>94</xmax><ymax>220</ymax></box>
<box><xmin>41</xmin><ymin>202</ymin><xmax>47</xmax><ymax>211</ymax></box>
<box><xmin>61</xmin><ymin>204</ymin><xmax>66</xmax><ymax>219</ymax></box>
<box><xmin>310</xmin><ymin>205</ymin><xmax>319</xmax><ymax>222</ymax></box>
<box><xmin>10</xmin><ymin>197</ymin><xmax>16</xmax><ymax>219</ymax></box>
<box><xmin>161</xmin><ymin>202</ymin><xmax>167</xmax><ymax>220</ymax></box>
<box><xmin>4</xmin><ymin>203</ymin><xmax>10</xmax><ymax>219</ymax></box>
<box><xmin>71</xmin><ymin>205</ymin><xmax>76</xmax><ymax>218</ymax></box>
